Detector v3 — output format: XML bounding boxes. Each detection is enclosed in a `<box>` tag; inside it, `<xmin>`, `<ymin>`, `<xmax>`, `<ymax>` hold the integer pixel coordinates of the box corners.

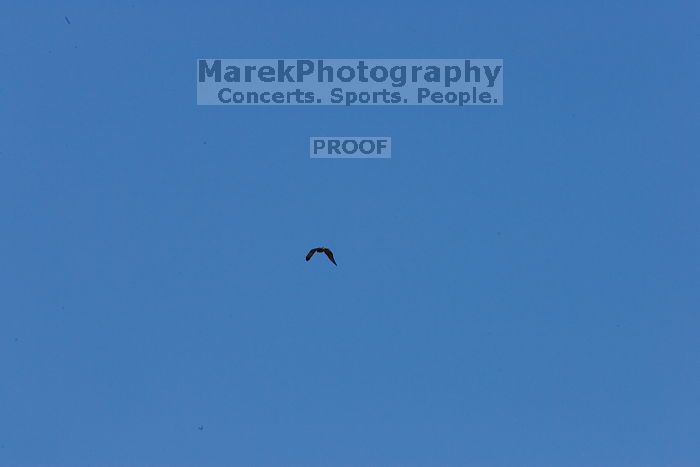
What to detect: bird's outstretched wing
<box><xmin>324</xmin><ymin>249</ymin><xmax>337</xmax><ymax>266</ymax></box>
<box><xmin>305</xmin><ymin>249</ymin><xmax>317</xmax><ymax>261</ymax></box>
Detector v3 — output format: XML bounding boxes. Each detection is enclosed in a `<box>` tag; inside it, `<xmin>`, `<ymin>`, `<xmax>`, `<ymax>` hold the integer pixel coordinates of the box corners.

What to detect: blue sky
<box><xmin>0</xmin><ymin>1</ymin><xmax>698</xmax><ymax>466</ymax></box>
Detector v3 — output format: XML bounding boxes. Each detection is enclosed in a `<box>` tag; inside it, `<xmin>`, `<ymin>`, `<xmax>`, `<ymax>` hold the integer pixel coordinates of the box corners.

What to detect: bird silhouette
<box><xmin>306</xmin><ymin>247</ymin><xmax>337</xmax><ymax>266</ymax></box>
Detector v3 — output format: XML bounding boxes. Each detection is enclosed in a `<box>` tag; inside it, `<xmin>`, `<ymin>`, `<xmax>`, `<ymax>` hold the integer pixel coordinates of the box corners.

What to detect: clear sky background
<box><xmin>0</xmin><ymin>1</ymin><xmax>698</xmax><ymax>466</ymax></box>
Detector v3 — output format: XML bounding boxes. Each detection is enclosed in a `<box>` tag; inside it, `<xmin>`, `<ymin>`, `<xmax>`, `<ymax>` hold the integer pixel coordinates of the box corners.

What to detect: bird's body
<box><xmin>306</xmin><ymin>247</ymin><xmax>337</xmax><ymax>265</ymax></box>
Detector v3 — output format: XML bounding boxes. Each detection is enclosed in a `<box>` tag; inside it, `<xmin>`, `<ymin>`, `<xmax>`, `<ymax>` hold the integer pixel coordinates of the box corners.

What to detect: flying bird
<box><xmin>64</xmin><ymin>16</ymin><xmax>71</xmax><ymax>24</ymax></box>
<box><xmin>306</xmin><ymin>247</ymin><xmax>337</xmax><ymax>266</ymax></box>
